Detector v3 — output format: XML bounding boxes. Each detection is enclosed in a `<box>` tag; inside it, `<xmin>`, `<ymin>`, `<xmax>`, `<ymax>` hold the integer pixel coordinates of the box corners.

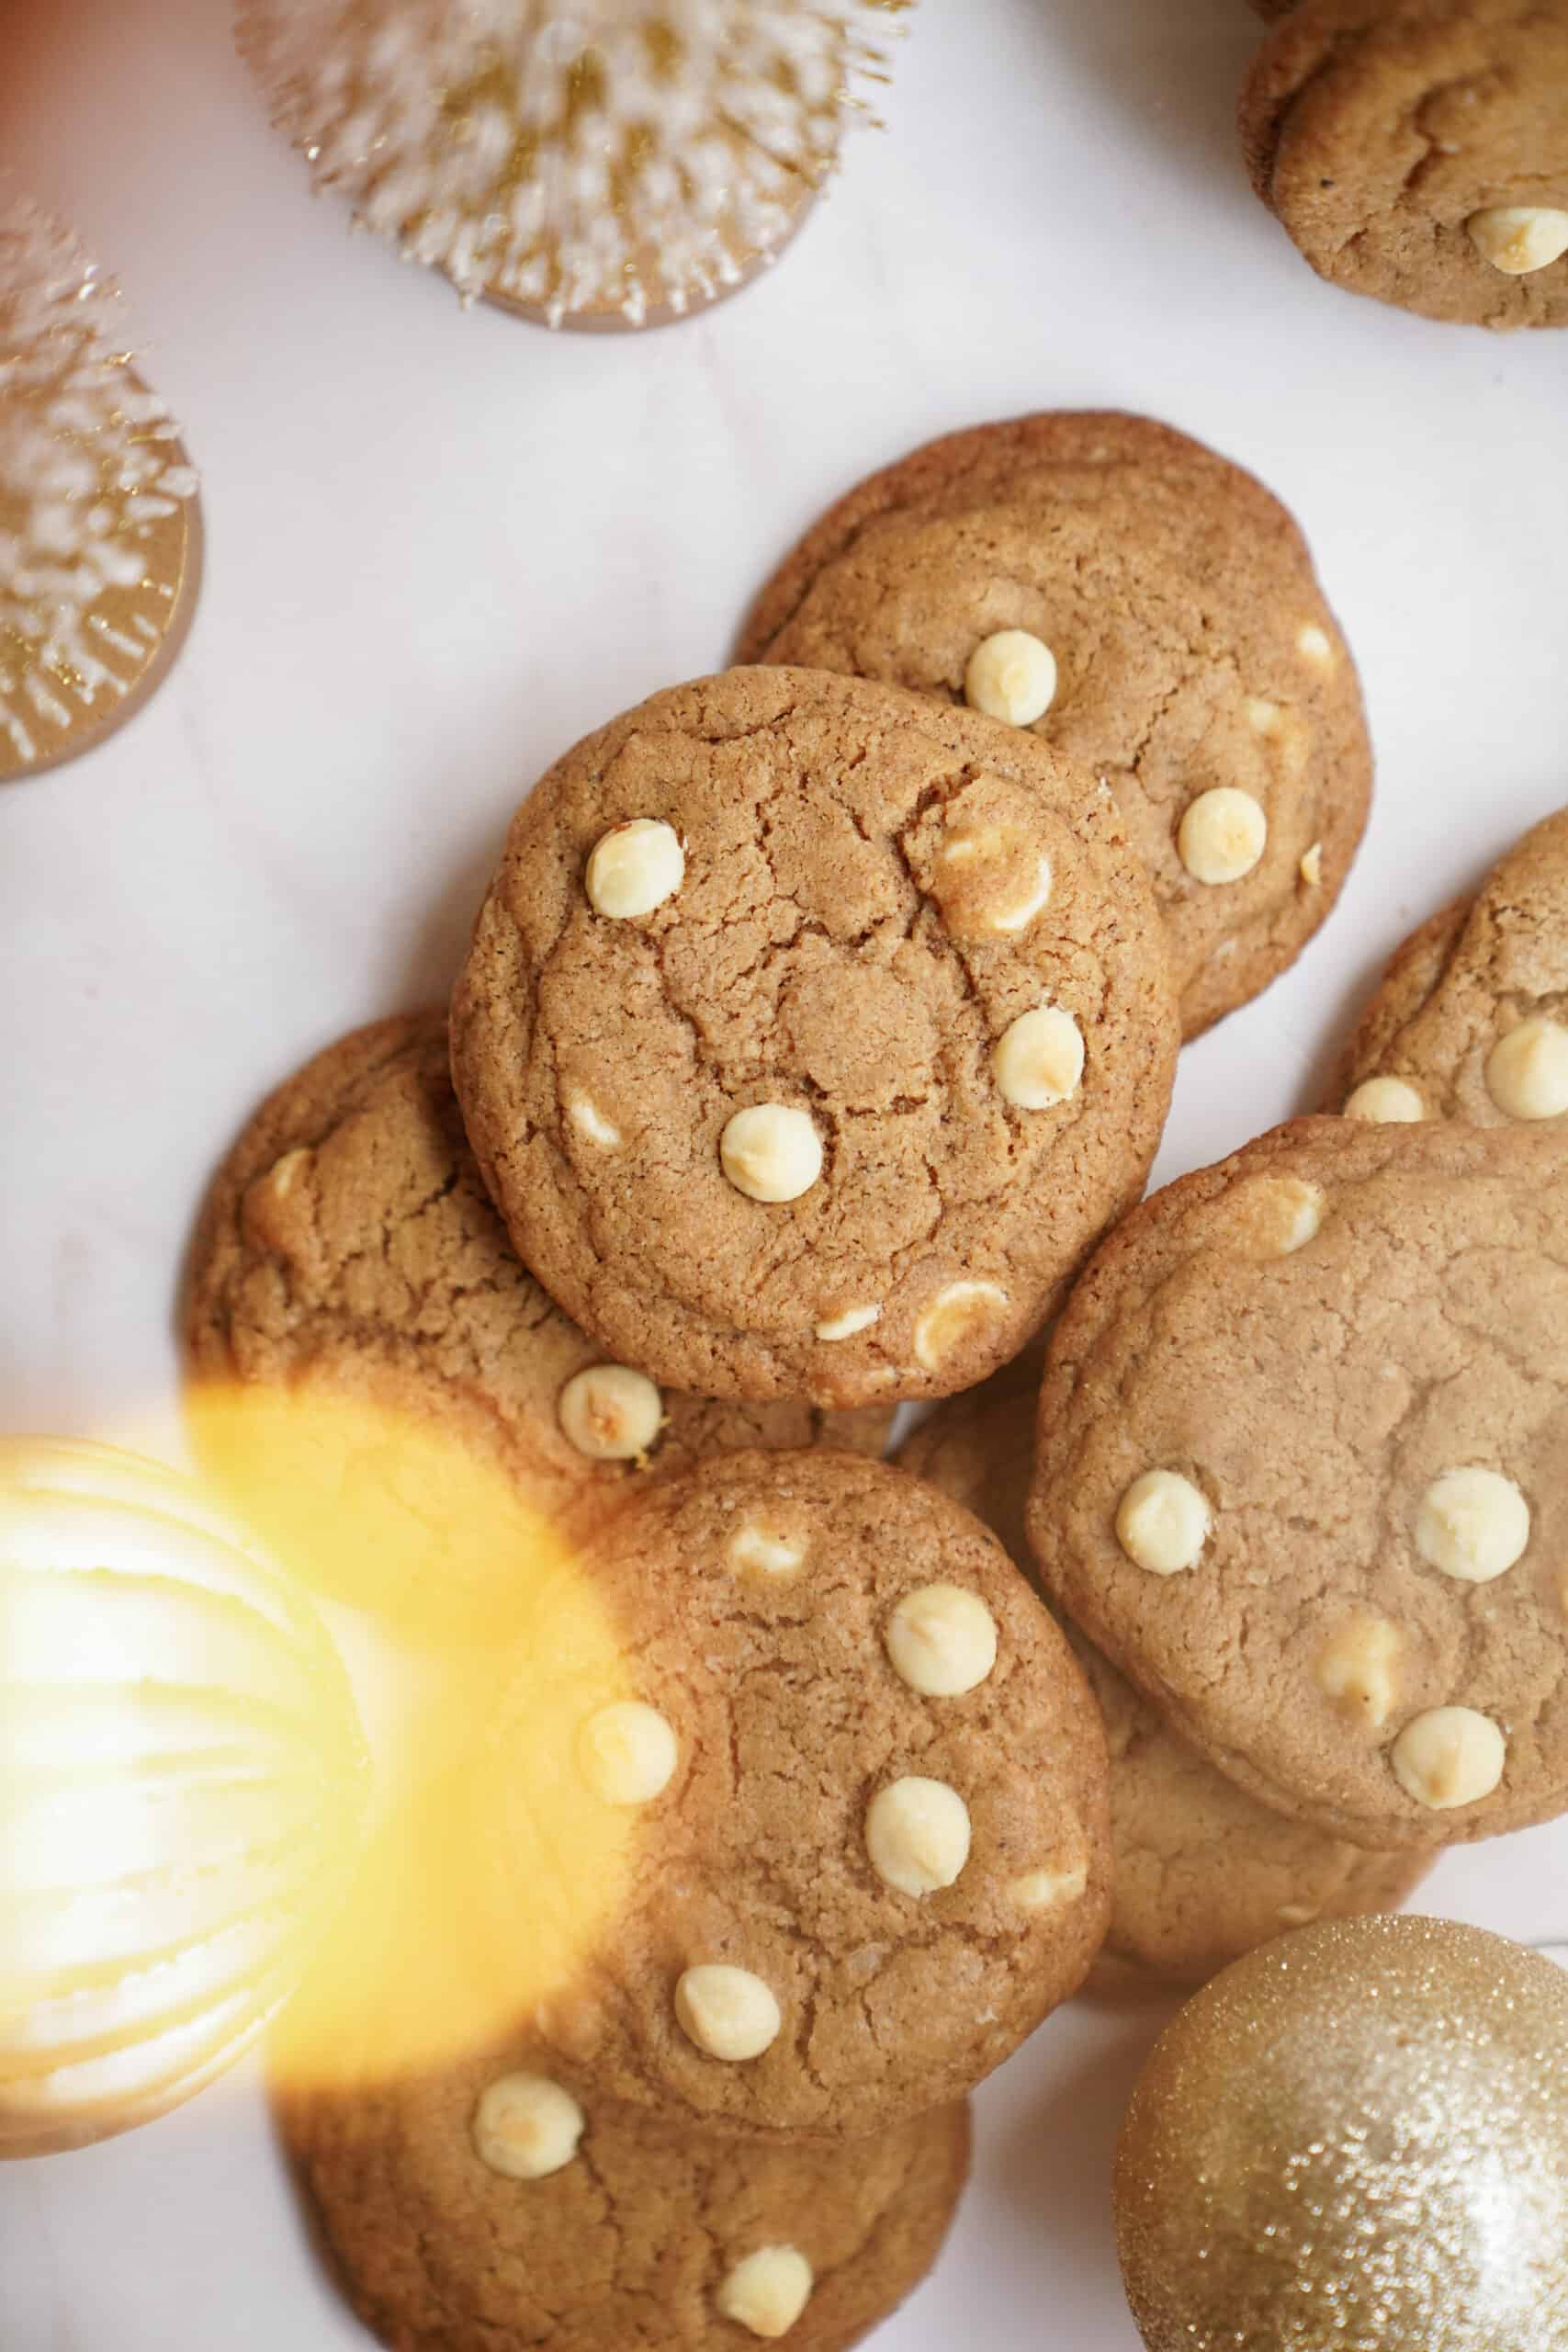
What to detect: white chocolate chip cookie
<box><xmin>1029</xmin><ymin>1116</ymin><xmax>1568</xmax><ymax>1849</ymax></box>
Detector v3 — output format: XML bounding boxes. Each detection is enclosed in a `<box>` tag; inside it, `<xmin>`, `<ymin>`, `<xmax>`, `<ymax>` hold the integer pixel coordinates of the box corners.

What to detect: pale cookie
<box><xmin>1333</xmin><ymin>808</ymin><xmax>1568</xmax><ymax>1127</ymax></box>
<box><xmin>899</xmin><ymin>1369</ymin><xmax>1428</xmax><ymax>1987</ymax></box>
<box><xmin>1028</xmin><ymin>1116</ymin><xmax>1568</xmax><ymax>1849</ymax></box>
<box><xmin>1240</xmin><ymin>0</ymin><xmax>1568</xmax><ymax>329</ymax></box>
<box><xmin>737</xmin><ymin>413</ymin><xmax>1371</xmax><ymax>1037</ymax></box>
<box><xmin>182</xmin><ymin>1013</ymin><xmax>891</xmax><ymax>1618</ymax></box>
<box><xmin>279</xmin><ymin>2040</ymin><xmax>969</xmax><ymax>2352</ymax></box>
<box><xmin>486</xmin><ymin>1450</ymin><xmax>1111</xmax><ymax>2137</ymax></box>
<box><xmin>451</xmin><ymin>668</ymin><xmax>1178</xmax><ymax>1407</ymax></box>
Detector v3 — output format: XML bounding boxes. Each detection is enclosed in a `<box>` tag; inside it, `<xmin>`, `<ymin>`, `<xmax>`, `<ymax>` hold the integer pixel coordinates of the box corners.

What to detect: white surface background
<box><xmin>3</xmin><ymin>0</ymin><xmax>1568</xmax><ymax>2346</ymax></box>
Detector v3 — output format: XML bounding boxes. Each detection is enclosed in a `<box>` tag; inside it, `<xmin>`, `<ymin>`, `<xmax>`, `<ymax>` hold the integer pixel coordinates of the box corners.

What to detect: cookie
<box><xmin>281</xmin><ymin>2048</ymin><xmax>969</xmax><ymax>2352</ymax></box>
<box><xmin>183</xmin><ymin>1013</ymin><xmax>890</xmax><ymax>1591</ymax></box>
<box><xmin>736</xmin><ymin>413</ymin><xmax>1371</xmax><ymax>1037</ymax></box>
<box><xmin>482</xmin><ymin>1448</ymin><xmax>1111</xmax><ymax>2138</ymax></box>
<box><xmin>1240</xmin><ymin>0</ymin><xmax>1568</xmax><ymax>329</ymax></box>
<box><xmin>451</xmin><ymin>666</ymin><xmax>1179</xmax><ymax>1408</ymax></box>
<box><xmin>899</xmin><ymin>1369</ymin><xmax>1429</xmax><ymax>1985</ymax></box>
<box><xmin>1028</xmin><ymin>1116</ymin><xmax>1568</xmax><ymax>1850</ymax></box>
<box><xmin>1333</xmin><ymin>807</ymin><xmax>1568</xmax><ymax>1126</ymax></box>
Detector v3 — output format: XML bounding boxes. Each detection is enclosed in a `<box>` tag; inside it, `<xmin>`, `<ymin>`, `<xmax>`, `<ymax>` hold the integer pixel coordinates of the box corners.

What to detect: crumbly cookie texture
<box><xmin>182</xmin><ymin>1013</ymin><xmax>889</xmax><ymax>1580</ymax></box>
<box><xmin>1333</xmin><ymin>808</ymin><xmax>1568</xmax><ymax>1125</ymax></box>
<box><xmin>280</xmin><ymin>2044</ymin><xmax>969</xmax><ymax>2352</ymax></box>
<box><xmin>737</xmin><ymin>413</ymin><xmax>1371</xmax><ymax>1038</ymax></box>
<box><xmin>1027</xmin><ymin>1116</ymin><xmax>1568</xmax><ymax>1850</ymax></box>
<box><xmin>899</xmin><ymin>1367</ymin><xmax>1428</xmax><ymax>1985</ymax></box>
<box><xmin>450</xmin><ymin>667</ymin><xmax>1179</xmax><ymax>1408</ymax></box>
<box><xmin>488</xmin><ymin>1449</ymin><xmax>1111</xmax><ymax>2137</ymax></box>
<box><xmin>1239</xmin><ymin>0</ymin><xmax>1568</xmax><ymax>329</ymax></box>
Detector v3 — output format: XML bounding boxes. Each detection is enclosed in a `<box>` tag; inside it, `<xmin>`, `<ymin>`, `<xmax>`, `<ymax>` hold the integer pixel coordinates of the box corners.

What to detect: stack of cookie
<box><xmin>181</xmin><ymin>410</ymin><xmax>1568</xmax><ymax>2349</ymax></box>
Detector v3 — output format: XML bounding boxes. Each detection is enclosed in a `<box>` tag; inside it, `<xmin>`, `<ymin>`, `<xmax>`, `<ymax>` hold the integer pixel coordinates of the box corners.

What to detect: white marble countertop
<box><xmin>3</xmin><ymin>0</ymin><xmax>1568</xmax><ymax>2346</ymax></box>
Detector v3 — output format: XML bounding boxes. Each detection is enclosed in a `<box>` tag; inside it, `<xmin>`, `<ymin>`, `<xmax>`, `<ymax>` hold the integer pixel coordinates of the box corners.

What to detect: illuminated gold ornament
<box><xmin>0</xmin><ymin>197</ymin><xmax>202</xmax><ymax>785</ymax></box>
<box><xmin>236</xmin><ymin>0</ymin><xmax>912</xmax><ymax>329</ymax></box>
<box><xmin>1115</xmin><ymin>1915</ymin><xmax>1568</xmax><ymax>2351</ymax></box>
<box><xmin>0</xmin><ymin>1439</ymin><xmax>367</xmax><ymax>2154</ymax></box>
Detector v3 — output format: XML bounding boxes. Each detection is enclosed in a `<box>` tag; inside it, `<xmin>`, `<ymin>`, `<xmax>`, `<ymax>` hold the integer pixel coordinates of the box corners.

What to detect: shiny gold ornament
<box><xmin>236</xmin><ymin>0</ymin><xmax>912</xmax><ymax>329</ymax></box>
<box><xmin>0</xmin><ymin>198</ymin><xmax>202</xmax><ymax>785</ymax></box>
<box><xmin>1115</xmin><ymin>1914</ymin><xmax>1568</xmax><ymax>2351</ymax></box>
<box><xmin>0</xmin><ymin>1439</ymin><xmax>367</xmax><ymax>2155</ymax></box>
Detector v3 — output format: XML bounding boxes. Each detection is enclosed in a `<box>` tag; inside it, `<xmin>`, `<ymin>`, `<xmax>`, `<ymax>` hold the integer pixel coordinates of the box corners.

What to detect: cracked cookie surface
<box><xmin>281</xmin><ymin>2040</ymin><xmax>968</xmax><ymax>2352</ymax></box>
<box><xmin>1240</xmin><ymin>0</ymin><xmax>1568</xmax><ymax>328</ymax></box>
<box><xmin>900</xmin><ymin>1364</ymin><xmax>1429</xmax><ymax>1986</ymax></box>
<box><xmin>1332</xmin><ymin>806</ymin><xmax>1568</xmax><ymax>1124</ymax></box>
<box><xmin>488</xmin><ymin>1449</ymin><xmax>1111</xmax><ymax>2138</ymax></box>
<box><xmin>183</xmin><ymin>1012</ymin><xmax>890</xmax><ymax>1611</ymax></box>
<box><xmin>451</xmin><ymin>667</ymin><xmax>1178</xmax><ymax>1407</ymax></box>
<box><xmin>1028</xmin><ymin>1116</ymin><xmax>1568</xmax><ymax>1849</ymax></box>
<box><xmin>737</xmin><ymin>415</ymin><xmax>1371</xmax><ymax>1037</ymax></box>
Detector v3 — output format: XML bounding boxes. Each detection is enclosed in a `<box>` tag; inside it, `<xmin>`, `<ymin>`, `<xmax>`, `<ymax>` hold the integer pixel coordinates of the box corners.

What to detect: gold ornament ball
<box><xmin>1115</xmin><ymin>1914</ymin><xmax>1568</xmax><ymax>2352</ymax></box>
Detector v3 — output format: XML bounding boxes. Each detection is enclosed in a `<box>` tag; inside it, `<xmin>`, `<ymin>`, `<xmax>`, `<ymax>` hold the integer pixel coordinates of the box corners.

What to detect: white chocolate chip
<box><xmin>913</xmin><ymin>1280</ymin><xmax>1010</xmax><ymax>1374</ymax></box>
<box><xmin>1246</xmin><ymin>697</ymin><xmax>1283</xmax><ymax>738</ymax></box>
<box><xmin>1277</xmin><ymin>1904</ymin><xmax>1319</xmax><ymax>1928</ymax></box>
<box><xmin>1344</xmin><ymin>1076</ymin><xmax>1425</xmax><ymax>1125</ymax></box>
<box><xmin>1467</xmin><ymin>205</ymin><xmax>1568</xmax><ymax>276</ymax></box>
<box><xmin>716</xmin><ymin>2247</ymin><xmax>814</xmax><ymax>2340</ymax></box>
<box><xmin>1315</xmin><ymin>1614</ymin><xmax>1403</xmax><ymax>1729</ymax></box>
<box><xmin>1178</xmin><ymin>788</ymin><xmax>1268</xmax><ymax>886</ymax></box>
<box><xmin>964</xmin><ymin>629</ymin><xmax>1057</xmax><ymax>728</ymax></box>
<box><xmin>585</xmin><ymin>818</ymin><xmax>685</xmax><ymax>919</ymax></box>
<box><xmin>814</xmin><ymin>1304</ymin><xmax>881</xmax><ymax>1342</ymax></box>
<box><xmin>470</xmin><ymin>2073</ymin><xmax>584</xmax><ymax>2180</ymax></box>
<box><xmin>266</xmin><ymin>1147</ymin><xmax>310</xmax><ymax>1200</ymax></box>
<box><xmin>886</xmin><ymin>1585</ymin><xmax>998</xmax><ymax>1697</ymax></box>
<box><xmin>674</xmin><ymin>1964</ymin><xmax>781</xmax><ymax>2062</ymax></box>
<box><xmin>992</xmin><ymin>1004</ymin><xmax>1085</xmax><ymax>1112</ymax></box>
<box><xmin>1008</xmin><ymin>1860</ymin><xmax>1089</xmax><ymax>1913</ymax></box>
<box><xmin>1484</xmin><ymin>1016</ymin><xmax>1568</xmax><ymax>1122</ymax></box>
<box><xmin>720</xmin><ymin>1104</ymin><xmax>822</xmax><ymax>1204</ymax></box>
<box><xmin>935</xmin><ymin>821</ymin><xmax>1054</xmax><ymax>936</ymax></box>
<box><xmin>1300</xmin><ymin>842</ymin><xmax>1324</xmax><ymax>888</ymax></box>
<box><xmin>865</xmin><ymin>1776</ymin><xmax>971</xmax><ymax>1897</ymax></box>
<box><xmin>566</xmin><ymin>1091</ymin><xmax>622</xmax><ymax>1149</ymax></box>
<box><xmin>1391</xmin><ymin>1707</ymin><xmax>1506</xmax><ymax>1812</ymax></box>
<box><xmin>728</xmin><ymin>1521</ymin><xmax>807</xmax><ymax>1580</ymax></box>
<box><xmin>1115</xmin><ymin>1470</ymin><xmax>1210</xmax><ymax>1576</ymax></box>
<box><xmin>1415</xmin><ymin>1468</ymin><xmax>1530</xmax><ymax>1585</ymax></box>
<box><xmin>558</xmin><ymin>1365</ymin><xmax>663</xmax><ymax>1461</ymax></box>
<box><xmin>1231</xmin><ymin>1173</ymin><xmax>1325</xmax><ymax>1258</ymax></box>
<box><xmin>1296</xmin><ymin>623</ymin><xmax>1335</xmax><ymax>673</ymax></box>
<box><xmin>576</xmin><ymin>1701</ymin><xmax>678</xmax><ymax>1805</ymax></box>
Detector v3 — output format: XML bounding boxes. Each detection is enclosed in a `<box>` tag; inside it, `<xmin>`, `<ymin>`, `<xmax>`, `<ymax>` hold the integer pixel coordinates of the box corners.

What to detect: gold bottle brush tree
<box><xmin>237</xmin><ymin>0</ymin><xmax>913</xmax><ymax>329</ymax></box>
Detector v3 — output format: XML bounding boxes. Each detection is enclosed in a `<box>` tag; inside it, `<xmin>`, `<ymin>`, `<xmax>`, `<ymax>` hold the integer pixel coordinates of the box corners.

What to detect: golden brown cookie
<box><xmin>1332</xmin><ymin>808</ymin><xmax>1568</xmax><ymax>1126</ymax></box>
<box><xmin>281</xmin><ymin>2046</ymin><xmax>969</xmax><ymax>2352</ymax></box>
<box><xmin>1028</xmin><ymin>1116</ymin><xmax>1568</xmax><ymax>1851</ymax></box>
<box><xmin>899</xmin><ymin>1371</ymin><xmax>1428</xmax><ymax>1986</ymax></box>
<box><xmin>183</xmin><ymin>1013</ymin><xmax>889</xmax><ymax>1582</ymax></box>
<box><xmin>484</xmin><ymin>1449</ymin><xmax>1111</xmax><ymax>2138</ymax></box>
<box><xmin>451</xmin><ymin>666</ymin><xmax>1179</xmax><ymax>1408</ymax></box>
<box><xmin>737</xmin><ymin>413</ymin><xmax>1371</xmax><ymax>1037</ymax></box>
<box><xmin>1240</xmin><ymin>0</ymin><xmax>1568</xmax><ymax>328</ymax></box>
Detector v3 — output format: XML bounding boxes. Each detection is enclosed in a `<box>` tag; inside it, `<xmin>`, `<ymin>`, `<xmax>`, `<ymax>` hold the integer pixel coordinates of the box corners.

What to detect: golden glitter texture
<box><xmin>236</xmin><ymin>0</ymin><xmax>912</xmax><ymax>329</ymax></box>
<box><xmin>0</xmin><ymin>196</ymin><xmax>201</xmax><ymax>785</ymax></box>
<box><xmin>1115</xmin><ymin>1915</ymin><xmax>1568</xmax><ymax>2351</ymax></box>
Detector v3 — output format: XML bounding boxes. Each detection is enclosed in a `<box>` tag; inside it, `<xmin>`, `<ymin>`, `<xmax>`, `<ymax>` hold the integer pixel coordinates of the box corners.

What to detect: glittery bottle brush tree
<box><xmin>0</xmin><ymin>193</ymin><xmax>202</xmax><ymax>785</ymax></box>
<box><xmin>237</xmin><ymin>0</ymin><xmax>912</xmax><ymax>329</ymax></box>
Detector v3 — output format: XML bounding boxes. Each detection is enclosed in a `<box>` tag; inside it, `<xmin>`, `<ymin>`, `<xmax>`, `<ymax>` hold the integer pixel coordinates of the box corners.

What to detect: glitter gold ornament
<box><xmin>236</xmin><ymin>0</ymin><xmax>911</xmax><ymax>329</ymax></box>
<box><xmin>0</xmin><ymin>197</ymin><xmax>202</xmax><ymax>786</ymax></box>
<box><xmin>0</xmin><ymin>1439</ymin><xmax>367</xmax><ymax>2155</ymax></box>
<box><xmin>1115</xmin><ymin>1914</ymin><xmax>1568</xmax><ymax>2352</ymax></box>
